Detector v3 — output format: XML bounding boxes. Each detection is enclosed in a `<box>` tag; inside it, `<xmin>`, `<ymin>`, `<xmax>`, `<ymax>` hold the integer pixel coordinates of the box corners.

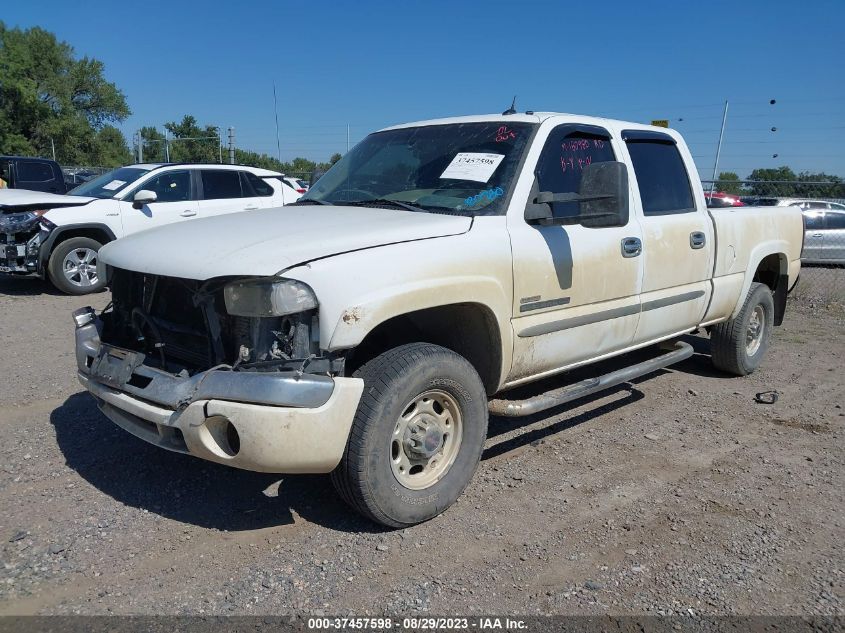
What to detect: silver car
<box><xmin>800</xmin><ymin>202</ymin><xmax>845</xmax><ymax>265</ymax></box>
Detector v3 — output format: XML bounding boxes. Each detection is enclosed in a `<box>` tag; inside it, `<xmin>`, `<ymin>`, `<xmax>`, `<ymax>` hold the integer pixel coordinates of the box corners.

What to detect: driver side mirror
<box><xmin>524</xmin><ymin>161</ymin><xmax>629</xmax><ymax>228</ymax></box>
<box><xmin>132</xmin><ymin>189</ymin><xmax>157</xmax><ymax>209</ymax></box>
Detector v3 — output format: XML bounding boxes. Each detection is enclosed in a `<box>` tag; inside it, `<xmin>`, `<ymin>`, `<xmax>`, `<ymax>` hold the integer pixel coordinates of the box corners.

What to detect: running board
<box><xmin>488</xmin><ymin>341</ymin><xmax>694</xmax><ymax>417</ymax></box>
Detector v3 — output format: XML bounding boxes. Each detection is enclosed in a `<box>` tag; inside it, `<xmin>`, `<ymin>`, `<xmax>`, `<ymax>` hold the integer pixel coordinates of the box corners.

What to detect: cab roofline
<box><xmin>377</xmin><ymin>112</ymin><xmax>676</xmax><ymax>135</ymax></box>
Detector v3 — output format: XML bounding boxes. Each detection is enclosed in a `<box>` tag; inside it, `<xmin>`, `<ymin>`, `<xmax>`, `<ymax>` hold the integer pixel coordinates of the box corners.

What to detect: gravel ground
<box><xmin>0</xmin><ymin>273</ymin><xmax>843</xmax><ymax>617</ymax></box>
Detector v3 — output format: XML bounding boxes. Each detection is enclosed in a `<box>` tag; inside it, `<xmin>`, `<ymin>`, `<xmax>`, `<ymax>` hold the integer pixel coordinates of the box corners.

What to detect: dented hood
<box><xmin>99</xmin><ymin>204</ymin><xmax>472</xmax><ymax>280</ymax></box>
<box><xmin>0</xmin><ymin>188</ymin><xmax>96</xmax><ymax>211</ymax></box>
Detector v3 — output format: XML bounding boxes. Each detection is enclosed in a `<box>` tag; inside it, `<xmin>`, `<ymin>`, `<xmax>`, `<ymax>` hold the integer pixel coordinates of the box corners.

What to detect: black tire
<box><xmin>331</xmin><ymin>343</ymin><xmax>488</xmax><ymax>528</ymax></box>
<box><xmin>47</xmin><ymin>237</ymin><xmax>105</xmax><ymax>295</ymax></box>
<box><xmin>711</xmin><ymin>282</ymin><xmax>774</xmax><ymax>376</ymax></box>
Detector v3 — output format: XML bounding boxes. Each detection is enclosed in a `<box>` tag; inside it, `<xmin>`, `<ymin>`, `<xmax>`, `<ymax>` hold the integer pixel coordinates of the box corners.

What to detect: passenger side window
<box><xmin>804</xmin><ymin>213</ymin><xmax>824</xmax><ymax>230</ymax></box>
<box><xmin>805</xmin><ymin>201</ymin><xmax>828</xmax><ymax>210</ymax></box>
<box><xmin>625</xmin><ymin>137</ymin><xmax>695</xmax><ymax>216</ymax></box>
<box><xmin>133</xmin><ymin>170</ymin><xmax>191</xmax><ymax>203</ymax></box>
<box><xmin>242</xmin><ymin>171</ymin><xmax>274</xmax><ymax>197</ymax></box>
<box><xmin>201</xmin><ymin>170</ymin><xmax>243</xmax><ymax>199</ymax></box>
<box><xmin>826</xmin><ymin>213</ymin><xmax>845</xmax><ymax>229</ymax></box>
<box><xmin>535</xmin><ymin>127</ymin><xmax>616</xmax><ymax>219</ymax></box>
<box><xmin>17</xmin><ymin>161</ymin><xmax>53</xmax><ymax>182</ymax></box>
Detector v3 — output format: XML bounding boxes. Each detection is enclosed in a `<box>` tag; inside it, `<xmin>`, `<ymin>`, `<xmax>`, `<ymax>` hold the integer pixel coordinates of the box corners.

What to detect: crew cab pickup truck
<box><xmin>0</xmin><ymin>163</ymin><xmax>292</xmax><ymax>294</ymax></box>
<box><xmin>72</xmin><ymin>113</ymin><xmax>803</xmax><ymax>527</ymax></box>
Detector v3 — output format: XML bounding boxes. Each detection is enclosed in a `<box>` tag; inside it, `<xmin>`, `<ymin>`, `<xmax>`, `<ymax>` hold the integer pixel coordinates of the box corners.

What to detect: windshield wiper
<box><xmin>291</xmin><ymin>198</ymin><xmax>332</xmax><ymax>206</ymax></box>
<box><xmin>343</xmin><ymin>198</ymin><xmax>427</xmax><ymax>213</ymax></box>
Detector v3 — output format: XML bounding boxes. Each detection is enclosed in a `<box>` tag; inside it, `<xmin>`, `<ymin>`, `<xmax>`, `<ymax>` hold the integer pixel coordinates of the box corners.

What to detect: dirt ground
<box><xmin>0</xmin><ymin>273</ymin><xmax>842</xmax><ymax>617</ymax></box>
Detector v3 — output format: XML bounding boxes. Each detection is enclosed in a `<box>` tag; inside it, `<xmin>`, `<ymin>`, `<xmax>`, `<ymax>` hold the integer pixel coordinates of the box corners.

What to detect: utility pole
<box><xmin>164</xmin><ymin>129</ymin><xmax>170</xmax><ymax>163</ymax></box>
<box><xmin>218</xmin><ymin>128</ymin><xmax>223</xmax><ymax>164</ymax></box>
<box><xmin>228</xmin><ymin>127</ymin><xmax>235</xmax><ymax>164</ymax></box>
<box><xmin>136</xmin><ymin>131</ymin><xmax>144</xmax><ymax>163</ymax></box>
<box><xmin>346</xmin><ymin>124</ymin><xmax>350</xmax><ymax>154</ymax></box>
<box><xmin>710</xmin><ymin>100</ymin><xmax>729</xmax><ymax>195</ymax></box>
<box><xmin>273</xmin><ymin>83</ymin><xmax>282</xmax><ymax>162</ymax></box>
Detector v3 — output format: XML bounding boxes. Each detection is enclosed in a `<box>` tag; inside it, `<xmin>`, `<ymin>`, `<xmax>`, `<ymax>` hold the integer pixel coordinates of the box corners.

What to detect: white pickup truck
<box><xmin>72</xmin><ymin>113</ymin><xmax>803</xmax><ymax>527</ymax></box>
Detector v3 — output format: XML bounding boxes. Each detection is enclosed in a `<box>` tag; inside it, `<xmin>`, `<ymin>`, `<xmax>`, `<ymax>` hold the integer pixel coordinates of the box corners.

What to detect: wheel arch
<box><xmin>343</xmin><ymin>302</ymin><xmax>504</xmax><ymax>396</ymax></box>
<box><xmin>39</xmin><ymin>223</ymin><xmax>116</xmax><ymax>273</ymax></box>
<box><xmin>731</xmin><ymin>243</ymin><xmax>789</xmax><ymax>325</ymax></box>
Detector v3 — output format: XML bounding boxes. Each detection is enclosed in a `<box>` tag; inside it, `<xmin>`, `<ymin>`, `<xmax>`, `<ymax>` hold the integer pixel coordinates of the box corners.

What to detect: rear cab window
<box><xmin>623</xmin><ymin>130</ymin><xmax>695</xmax><ymax>216</ymax></box>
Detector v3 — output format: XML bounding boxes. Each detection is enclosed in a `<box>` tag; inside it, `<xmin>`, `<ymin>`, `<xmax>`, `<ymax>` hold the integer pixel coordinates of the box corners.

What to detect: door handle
<box><xmin>243</xmin><ymin>204</ymin><xmax>260</xmax><ymax>211</ymax></box>
<box><xmin>812</xmin><ymin>233</ymin><xmax>823</xmax><ymax>237</ymax></box>
<box><xmin>180</xmin><ymin>209</ymin><xmax>197</xmax><ymax>217</ymax></box>
<box><xmin>690</xmin><ymin>231</ymin><xmax>706</xmax><ymax>249</ymax></box>
<box><xmin>621</xmin><ymin>237</ymin><xmax>642</xmax><ymax>258</ymax></box>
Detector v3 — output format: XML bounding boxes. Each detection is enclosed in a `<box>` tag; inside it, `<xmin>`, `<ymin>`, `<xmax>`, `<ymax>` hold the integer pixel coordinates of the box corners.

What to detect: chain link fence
<box><xmin>61</xmin><ymin>166</ymin><xmax>110</xmax><ymax>188</ymax></box>
<box><xmin>704</xmin><ymin>179</ymin><xmax>845</xmax><ymax>307</ymax></box>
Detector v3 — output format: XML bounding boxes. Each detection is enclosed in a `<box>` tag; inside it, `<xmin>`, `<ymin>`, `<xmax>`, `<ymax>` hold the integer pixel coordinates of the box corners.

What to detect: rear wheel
<box><xmin>331</xmin><ymin>343</ymin><xmax>488</xmax><ymax>528</ymax></box>
<box><xmin>711</xmin><ymin>282</ymin><xmax>774</xmax><ymax>376</ymax></box>
<box><xmin>47</xmin><ymin>237</ymin><xmax>105</xmax><ymax>295</ymax></box>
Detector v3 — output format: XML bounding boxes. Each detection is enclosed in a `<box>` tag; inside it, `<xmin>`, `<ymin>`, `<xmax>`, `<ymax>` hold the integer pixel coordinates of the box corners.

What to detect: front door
<box><xmin>119</xmin><ymin>169</ymin><xmax>199</xmax><ymax>235</ymax></box>
<box><xmin>507</xmin><ymin>124</ymin><xmax>643</xmax><ymax>386</ymax></box>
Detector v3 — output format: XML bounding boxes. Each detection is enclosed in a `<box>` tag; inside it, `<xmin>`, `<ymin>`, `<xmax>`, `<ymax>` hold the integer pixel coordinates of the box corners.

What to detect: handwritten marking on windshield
<box><xmin>495</xmin><ymin>126</ymin><xmax>517</xmax><ymax>142</ymax></box>
<box><xmin>465</xmin><ymin>187</ymin><xmax>504</xmax><ymax>207</ymax></box>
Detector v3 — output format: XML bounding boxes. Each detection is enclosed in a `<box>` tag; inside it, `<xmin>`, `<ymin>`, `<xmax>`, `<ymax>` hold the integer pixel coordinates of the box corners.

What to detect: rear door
<box><xmin>118</xmin><ymin>169</ymin><xmax>199</xmax><ymax>235</ymax></box>
<box><xmin>801</xmin><ymin>209</ymin><xmax>826</xmax><ymax>262</ymax></box>
<box><xmin>197</xmin><ymin>169</ymin><xmax>267</xmax><ymax>216</ymax></box>
<box><xmin>622</xmin><ymin>130</ymin><xmax>714</xmax><ymax>344</ymax></box>
<box><xmin>822</xmin><ymin>210</ymin><xmax>845</xmax><ymax>263</ymax></box>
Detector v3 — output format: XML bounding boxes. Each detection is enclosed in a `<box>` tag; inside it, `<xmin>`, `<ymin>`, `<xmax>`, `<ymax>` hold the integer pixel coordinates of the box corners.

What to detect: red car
<box><xmin>705</xmin><ymin>192</ymin><xmax>744</xmax><ymax>208</ymax></box>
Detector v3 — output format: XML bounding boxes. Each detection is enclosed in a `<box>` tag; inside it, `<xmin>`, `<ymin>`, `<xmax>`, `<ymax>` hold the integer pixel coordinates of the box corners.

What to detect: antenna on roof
<box><xmin>502</xmin><ymin>96</ymin><xmax>517</xmax><ymax>115</ymax></box>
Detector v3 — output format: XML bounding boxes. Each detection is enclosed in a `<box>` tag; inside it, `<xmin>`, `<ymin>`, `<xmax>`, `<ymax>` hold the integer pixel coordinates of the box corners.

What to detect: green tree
<box><xmin>329</xmin><ymin>152</ymin><xmax>342</xmax><ymax>166</ymax></box>
<box><xmin>0</xmin><ymin>22</ymin><xmax>130</xmax><ymax>164</ymax></box>
<box><xmin>94</xmin><ymin>126</ymin><xmax>133</xmax><ymax>167</ymax></box>
<box><xmin>164</xmin><ymin>115</ymin><xmax>221</xmax><ymax>163</ymax></box>
<box><xmin>716</xmin><ymin>171</ymin><xmax>742</xmax><ymax>195</ymax></box>
<box><xmin>747</xmin><ymin>166</ymin><xmax>798</xmax><ymax>196</ymax></box>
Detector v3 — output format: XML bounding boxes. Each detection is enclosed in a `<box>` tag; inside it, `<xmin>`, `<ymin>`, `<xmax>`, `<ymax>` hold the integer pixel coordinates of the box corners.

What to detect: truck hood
<box><xmin>99</xmin><ymin>205</ymin><xmax>473</xmax><ymax>279</ymax></box>
<box><xmin>0</xmin><ymin>189</ymin><xmax>96</xmax><ymax>211</ymax></box>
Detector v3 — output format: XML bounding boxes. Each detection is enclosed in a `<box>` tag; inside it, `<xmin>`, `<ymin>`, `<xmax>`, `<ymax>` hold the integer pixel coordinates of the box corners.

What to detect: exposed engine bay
<box><xmin>101</xmin><ymin>268</ymin><xmax>344</xmax><ymax>378</ymax></box>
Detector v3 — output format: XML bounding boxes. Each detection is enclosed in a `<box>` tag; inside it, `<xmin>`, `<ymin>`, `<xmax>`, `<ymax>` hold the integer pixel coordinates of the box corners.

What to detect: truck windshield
<box><xmin>68</xmin><ymin>167</ymin><xmax>151</xmax><ymax>199</ymax></box>
<box><xmin>302</xmin><ymin>122</ymin><xmax>536</xmax><ymax>216</ymax></box>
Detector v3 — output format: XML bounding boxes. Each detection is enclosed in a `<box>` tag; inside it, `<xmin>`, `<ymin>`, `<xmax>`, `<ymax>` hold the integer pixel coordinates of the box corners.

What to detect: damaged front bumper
<box><xmin>74</xmin><ymin>307</ymin><xmax>364</xmax><ymax>473</ymax></box>
<box><xmin>0</xmin><ymin>214</ymin><xmax>47</xmax><ymax>274</ymax></box>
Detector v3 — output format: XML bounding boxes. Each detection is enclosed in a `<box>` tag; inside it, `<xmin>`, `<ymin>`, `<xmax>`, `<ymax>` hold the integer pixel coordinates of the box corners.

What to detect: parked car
<box><xmin>801</xmin><ymin>205</ymin><xmax>845</xmax><ymax>265</ymax></box>
<box><xmin>704</xmin><ymin>191</ymin><xmax>744</xmax><ymax>208</ymax></box>
<box><xmin>0</xmin><ymin>156</ymin><xmax>67</xmax><ymax>194</ymax></box>
<box><xmin>282</xmin><ymin>176</ymin><xmax>308</xmax><ymax>195</ymax></box>
<box><xmin>72</xmin><ymin>113</ymin><xmax>803</xmax><ymax>527</ymax></box>
<box><xmin>0</xmin><ymin>163</ymin><xmax>291</xmax><ymax>294</ymax></box>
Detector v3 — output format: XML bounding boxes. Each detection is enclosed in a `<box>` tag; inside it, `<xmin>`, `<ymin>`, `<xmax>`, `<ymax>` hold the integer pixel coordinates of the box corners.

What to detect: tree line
<box><xmin>716</xmin><ymin>169</ymin><xmax>843</xmax><ymax>198</ymax></box>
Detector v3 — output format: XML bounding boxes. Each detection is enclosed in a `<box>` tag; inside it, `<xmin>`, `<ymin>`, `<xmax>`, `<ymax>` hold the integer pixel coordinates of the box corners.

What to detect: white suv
<box><xmin>0</xmin><ymin>163</ymin><xmax>293</xmax><ymax>294</ymax></box>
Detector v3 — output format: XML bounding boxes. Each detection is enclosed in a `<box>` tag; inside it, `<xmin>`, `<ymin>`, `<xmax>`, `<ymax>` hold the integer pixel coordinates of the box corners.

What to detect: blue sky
<box><xmin>7</xmin><ymin>0</ymin><xmax>845</xmax><ymax>178</ymax></box>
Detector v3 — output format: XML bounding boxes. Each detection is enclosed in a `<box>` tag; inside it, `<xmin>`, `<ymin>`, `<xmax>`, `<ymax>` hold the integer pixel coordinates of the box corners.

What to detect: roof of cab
<box><xmin>379</xmin><ymin>112</ymin><xmax>680</xmax><ymax>139</ymax></box>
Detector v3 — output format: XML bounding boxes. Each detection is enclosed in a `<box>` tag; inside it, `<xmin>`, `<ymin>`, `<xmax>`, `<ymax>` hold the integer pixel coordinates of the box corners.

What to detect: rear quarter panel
<box><xmin>704</xmin><ymin>205</ymin><xmax>803</xmax><ymax>323</ymax></box>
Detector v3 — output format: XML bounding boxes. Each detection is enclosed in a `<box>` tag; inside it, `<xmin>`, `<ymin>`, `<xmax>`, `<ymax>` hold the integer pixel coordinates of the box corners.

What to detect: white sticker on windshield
<box><xmin>102</xmin><ymin>179</ymin><xmax>126</xmax><ymax>191</ymax></box>
<box><xmin>440</xmin><ymin>152</ymin><xmax>505</xmax><ymax>183</ymax></box>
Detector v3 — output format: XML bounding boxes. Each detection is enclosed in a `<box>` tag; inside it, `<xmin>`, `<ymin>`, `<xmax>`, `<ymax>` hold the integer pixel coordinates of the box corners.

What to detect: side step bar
<box><xmin>488</xmin><ymin>341</ymin><xmax>694</xmax><ymax>417</ymax></box>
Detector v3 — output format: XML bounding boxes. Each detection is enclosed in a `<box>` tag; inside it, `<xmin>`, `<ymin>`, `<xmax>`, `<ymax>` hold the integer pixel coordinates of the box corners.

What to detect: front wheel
<box><xmin>47</xmin><ymin>237</ymin><xmax>106</xmax><ymax>295</ymax></box>
<box><xmin>331</xmin><ymin>343</ymin><xmax>488</xmax><ymax>528</ymax></box>
<box><xmin>710</xmin><ymin>282</ymin><xmax>774</xmax><ymax>376</ymax></box>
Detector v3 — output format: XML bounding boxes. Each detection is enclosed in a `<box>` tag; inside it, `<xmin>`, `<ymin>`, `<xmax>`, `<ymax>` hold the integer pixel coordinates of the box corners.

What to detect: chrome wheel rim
<box><xmin>391</xmin><ymin>389</ymin><xmax>463</xmax><ymax>490</ymax></box>
<box><xmin>62</xmin><ymin>247</ymin><xmax>99</xmax><ymax>288</ymax></box>
<box><xmin>746</xmin><ymin>305</ymin><xmax>765</xmax><ymax>356</ymax></box>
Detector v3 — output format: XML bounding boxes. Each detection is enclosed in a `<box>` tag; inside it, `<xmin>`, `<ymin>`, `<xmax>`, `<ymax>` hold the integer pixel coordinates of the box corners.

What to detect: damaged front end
<box><xmin>0</xmin><ymin>211</ymin><xmax>53</xmax><ymax>275</ymax></box>
<box><xmin>74</xmin><ymin>267</ymin><xmax>363</xmax><ymax>473</ymax></box>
